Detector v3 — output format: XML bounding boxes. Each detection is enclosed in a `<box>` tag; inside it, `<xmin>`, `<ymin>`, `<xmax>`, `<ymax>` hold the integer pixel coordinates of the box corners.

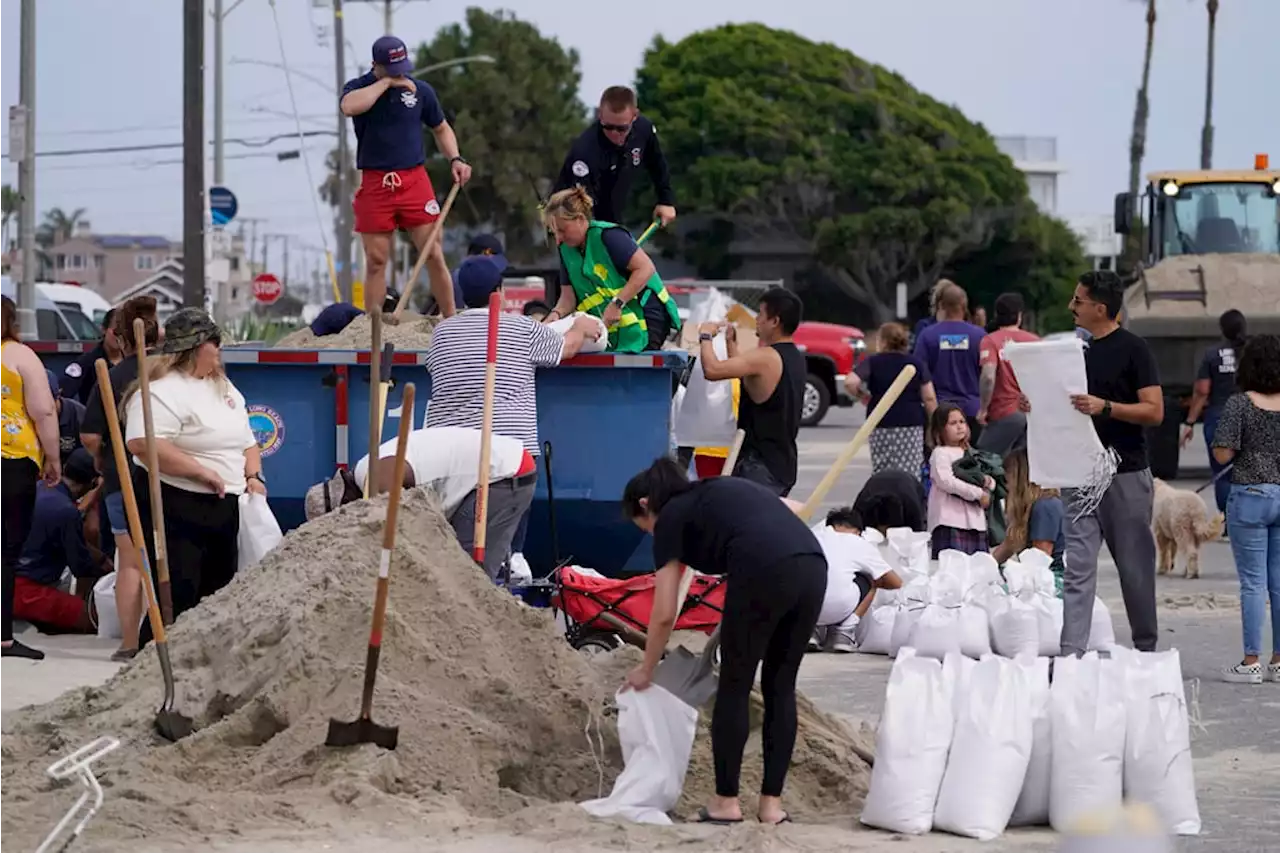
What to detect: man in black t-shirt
<box><xmin>1021</xmin><ymin>271</ymin><xmax>1164</xmax><ymax>655</ymax></box>
<box><xmin>1181</xmin><ymin>308</ymin><xmax>1246</xmax><ymax>523</ymax></box>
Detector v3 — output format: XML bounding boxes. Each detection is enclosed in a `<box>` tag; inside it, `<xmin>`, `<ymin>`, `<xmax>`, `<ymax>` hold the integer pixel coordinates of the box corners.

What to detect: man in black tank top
<box><xmin>698</xmin><ymin>287</ymin><xmax>806</xmax><ymax>495</ymax></box>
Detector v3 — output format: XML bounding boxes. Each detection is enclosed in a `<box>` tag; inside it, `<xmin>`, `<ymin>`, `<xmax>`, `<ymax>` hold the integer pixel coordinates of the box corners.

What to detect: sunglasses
<box><xmin>599</xmin><ymin>121</ymin><xmax>632</xmax><ymax>134</ymax></box>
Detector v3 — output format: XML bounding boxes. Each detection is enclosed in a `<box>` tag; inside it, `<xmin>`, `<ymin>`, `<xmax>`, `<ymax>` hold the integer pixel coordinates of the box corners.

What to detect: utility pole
<box><xmin>282</xmin><ymin>237</ymin><xmax>290</xmax><ymax>290</ymax></box>
<box><xmin>183</xmin><ymin>0</ymin><xmax>206</xmax><ymax>308</ymax></box>
<box><xmin>213</xmin><ymin>0</ymin><xmax>225</xmax><ymax>184</ymax></box>
<box><xmin>1200</xmin><ymin>0</ymin><xmax>1219</xmax><ymax>170</ymax></box>
<box><xmin>333</xmin><ymin>0</ymin><xmax>353</xmax><ymax>301</ymax></box>
<box><xmin>16</xmin><ymin>0</ymin><xmax>37</xmax><ymax>337</ymax></box>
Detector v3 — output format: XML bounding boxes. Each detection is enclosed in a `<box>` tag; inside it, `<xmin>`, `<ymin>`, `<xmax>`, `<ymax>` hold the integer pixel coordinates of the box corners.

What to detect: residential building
<box><xmin>42</xmin><ymin>227</ymin><xmax>175</xmax><ymax>300</ymax></box>
<box><xmin>995</xmin><ymin>135</ymin><xmax>1067</xmax><ymax>215</ymax></box>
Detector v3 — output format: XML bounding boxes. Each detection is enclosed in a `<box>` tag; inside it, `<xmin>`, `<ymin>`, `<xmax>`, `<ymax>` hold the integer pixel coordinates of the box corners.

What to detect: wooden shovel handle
<box><xmin>365</xmin><ymin>382</ymin><xmax>415</xmax><ymax>677</ymax></box>
<box><xmin>472</xmin><ymin>291</ymin><xmax>501</xmax><ymax>565</ymax></box>
<box><xmin>393</xmin><ymin>182</ymin><xmax>461</xmax><ymax>319</ymax></box>
<box><xmin>134</xmin><ymin>319</ymin><xmax>174</xmax><ymax>625</ymax></box>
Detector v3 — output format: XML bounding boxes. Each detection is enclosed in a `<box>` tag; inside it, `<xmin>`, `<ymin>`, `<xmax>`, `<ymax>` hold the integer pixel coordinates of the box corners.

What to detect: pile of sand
<box><xmin>273</xmin><ymin>312</ymin><xmax>439</xmax><ymax>350</ymax></box>
<box><xmin>0</xmin><ymin>491</ymin><xmax>871</xmax><ymax>851</ymax></box>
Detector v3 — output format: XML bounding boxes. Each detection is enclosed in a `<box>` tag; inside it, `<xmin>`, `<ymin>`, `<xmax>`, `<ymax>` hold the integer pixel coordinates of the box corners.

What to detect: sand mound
<box><xmin>1</xmin><ymin>491</ymin><xmax>870</xmax><ymax>850</ymax></box>
<box><xmin>273</xmin><ymin>312</ymin><xmax>439</xmax><ymax>350</ymax></box>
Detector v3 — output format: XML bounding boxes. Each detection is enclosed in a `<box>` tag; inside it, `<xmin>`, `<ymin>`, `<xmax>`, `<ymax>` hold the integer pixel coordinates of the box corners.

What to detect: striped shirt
<box><xmin>425</xmin><ymin>310</ymin><xmax>565</xmax><ymax>455</ymax></box>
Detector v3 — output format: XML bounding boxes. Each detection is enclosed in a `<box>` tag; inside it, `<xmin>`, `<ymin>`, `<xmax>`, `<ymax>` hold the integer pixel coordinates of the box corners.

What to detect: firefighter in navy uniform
<box><xmin>554</xmin><ymin>86</ymin><xmax>676</xmax><ymax>227</ymax></box>
<box><xmin>60</xmin><ymin>309</ymin><xmax>123</xmax><ymax>406</ymax></box>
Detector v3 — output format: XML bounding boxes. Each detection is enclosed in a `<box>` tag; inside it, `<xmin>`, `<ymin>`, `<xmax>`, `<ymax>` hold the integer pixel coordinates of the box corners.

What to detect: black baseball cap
<box><xmin>372</xmin><ymin>36</ymin><xmax>413</xmax><ymax>76</ymax></box>
<box><xmin>467</xmin><ymin>233</ymin><xmax>505</xmax><ymax>256</ymax></box>
<box><xmin>64</xmin><ymin>448</ymin><xmax>98</xmax><ymax>485</ymax></box>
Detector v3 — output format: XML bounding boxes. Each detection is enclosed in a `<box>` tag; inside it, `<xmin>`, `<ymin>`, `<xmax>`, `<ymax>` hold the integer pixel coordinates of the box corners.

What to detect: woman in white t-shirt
<box><xmin>124</xmin><ymin>309</ymin><xmax>261</xmax><ymax>629</ymax></box>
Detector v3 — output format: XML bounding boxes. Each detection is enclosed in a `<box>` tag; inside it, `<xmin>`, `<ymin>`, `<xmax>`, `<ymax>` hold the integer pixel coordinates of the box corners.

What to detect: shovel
<box><xmin>392</xmin><ymin>182</ymin><xmax>461</xmax><ymax>320</ymax></box>
<box><xmin>94</xmin><ymin>359</ymin><xmax>193</xmax><ymax>742</ymax></box>
<box><xmin>363</xmin><ymin>314</ymin><xmax>393</xmax><ymax>498</ymax></box>
<box><xmin>133</xmin><ymin>319</ymin><xmax>174</xmax><ymax>625</ymax></box>
<box><xmin>327</xmin><ymin>382</ymin><xmax>417</xmax><ymax>751</ymax></box>
<box><xmin>471</xmin><ymin>291</ymin><xmax>501</xmax><ymax>570</ymax></box>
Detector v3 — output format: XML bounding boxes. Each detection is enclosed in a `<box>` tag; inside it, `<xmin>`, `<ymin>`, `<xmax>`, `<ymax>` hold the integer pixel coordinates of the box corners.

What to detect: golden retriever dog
<box><xmin>1153</xmin><ymin>478</ymin><xmax>1224</xmax><ymax>579</ymax></box>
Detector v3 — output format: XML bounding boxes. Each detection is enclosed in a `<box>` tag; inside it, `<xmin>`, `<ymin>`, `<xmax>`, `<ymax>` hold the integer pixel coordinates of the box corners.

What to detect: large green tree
<box><xmin>321</xmin><ymin>8</ymin><xmax>586</xmax><ymax>262</ymax></box>
<box><xmin>635</xmin><ymin>24</ymin><xmax>1080</xmax><ymax>321</ymax></box>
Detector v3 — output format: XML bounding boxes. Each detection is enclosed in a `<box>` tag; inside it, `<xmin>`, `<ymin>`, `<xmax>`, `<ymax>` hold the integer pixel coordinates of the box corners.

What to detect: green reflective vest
<box><xmin>558</xmin><ymin>221</ymin><xmax>682</xmax><ymax>353</ymax></box>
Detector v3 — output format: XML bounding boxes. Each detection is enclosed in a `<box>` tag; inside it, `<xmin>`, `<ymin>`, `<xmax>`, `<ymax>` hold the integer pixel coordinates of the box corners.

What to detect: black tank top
<box><xmin>737</xmin><ymin>341</ymin><xmax>806</xmax><ymax>489</ymax></box>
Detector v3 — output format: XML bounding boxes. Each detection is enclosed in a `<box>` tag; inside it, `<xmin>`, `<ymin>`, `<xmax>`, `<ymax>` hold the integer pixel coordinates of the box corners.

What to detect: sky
<box><xmin>3</xmin><ymin>0</ymin><xmax>1278</xmax><ymax>281</ymax></box>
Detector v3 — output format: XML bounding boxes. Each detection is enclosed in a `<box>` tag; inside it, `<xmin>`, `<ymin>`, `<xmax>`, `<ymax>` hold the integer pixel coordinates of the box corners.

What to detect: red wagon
<box><xmin>551</xmin><ymin>565</ymin><xmax>726</xmax><ymax>653</ymax></box>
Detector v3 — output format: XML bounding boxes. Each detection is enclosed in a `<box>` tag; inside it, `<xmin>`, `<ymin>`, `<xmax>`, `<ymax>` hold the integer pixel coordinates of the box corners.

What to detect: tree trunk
<box><xmin>1128</xmin><ymin>0</ymin><xmax>1157</xmax><ymax>218</ymax></box>
<box><xmin>1200</xmin><ymin>0</ymin><xmax>1218</xmax><ymax>169</ymax></box>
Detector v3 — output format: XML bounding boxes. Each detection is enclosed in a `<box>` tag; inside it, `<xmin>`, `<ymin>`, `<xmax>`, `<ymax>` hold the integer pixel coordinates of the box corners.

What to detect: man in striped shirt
<box><xmin>425</xmin><ymin>256</ymin><xmax>600</xmax><ymax>575</ymax></box>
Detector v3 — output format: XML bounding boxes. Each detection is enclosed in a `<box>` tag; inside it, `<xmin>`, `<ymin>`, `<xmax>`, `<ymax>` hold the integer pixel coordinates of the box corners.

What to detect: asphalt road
<box><xmin>792</xmin><ymin>407</ymin><xmax>1279</xmax><ymax>852</ymax></box>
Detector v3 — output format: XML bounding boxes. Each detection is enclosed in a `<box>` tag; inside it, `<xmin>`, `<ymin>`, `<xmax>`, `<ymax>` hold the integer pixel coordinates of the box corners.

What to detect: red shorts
<box><xmin>13</xmin><ymin>576</ymin><xmax>92</xmax><ymax>633</ymax></box>
<box><xmin>352</xmin><ymin>167</ymin><xmax>440</xmax><ymax>234</ymax></box>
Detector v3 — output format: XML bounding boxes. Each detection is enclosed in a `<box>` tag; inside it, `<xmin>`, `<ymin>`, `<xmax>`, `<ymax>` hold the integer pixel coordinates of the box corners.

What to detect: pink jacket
<box><xmin>927</xmin><ymin>445</ymin><xmax>988</xmax><ymax>533</ymax></box>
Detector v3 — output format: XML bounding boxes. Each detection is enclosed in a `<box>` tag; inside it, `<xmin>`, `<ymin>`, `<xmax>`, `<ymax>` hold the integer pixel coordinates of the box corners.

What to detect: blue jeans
<box><xmin>1203</xmin><ymin>407</ymin><xmax>1230</xmax><ymax>519</ymax></box>
<box><xmin>1226</xmin><ymin>483</ymin><xmax>1280</xmax><ymax>657</ymax></box>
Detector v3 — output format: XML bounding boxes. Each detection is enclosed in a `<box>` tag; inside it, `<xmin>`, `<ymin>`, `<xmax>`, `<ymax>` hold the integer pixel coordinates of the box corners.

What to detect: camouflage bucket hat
<box><xmin>161</xmin><ymin>308</ymin><xmax>222</xmax><ymax>354</ymax></box>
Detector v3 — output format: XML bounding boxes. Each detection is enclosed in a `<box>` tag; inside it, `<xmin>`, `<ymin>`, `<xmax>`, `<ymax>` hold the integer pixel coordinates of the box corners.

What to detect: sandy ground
<box><xmin>3</xmin><ymin>411</ymin><xmax>1276</xmax><ymax>852</ymax></box>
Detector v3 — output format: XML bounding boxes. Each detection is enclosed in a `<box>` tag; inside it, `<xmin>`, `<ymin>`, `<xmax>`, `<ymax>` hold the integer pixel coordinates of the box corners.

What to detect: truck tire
<box><xmin>801</xmin><ymin>373</ymin><xmax>831</xmax><ymax>427</ymax></box>
<box><xmin>1147</xmin><ymin>394</ymin><xmax>1182</xmax><ymax>481</ymax></box>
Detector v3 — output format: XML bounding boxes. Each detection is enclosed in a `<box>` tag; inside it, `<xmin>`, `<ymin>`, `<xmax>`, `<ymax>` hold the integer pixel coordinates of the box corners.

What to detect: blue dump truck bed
<box><xmin>219</xmin><ymin>347</ymin><xmax>687</xmax><ymax>578</ymax></box>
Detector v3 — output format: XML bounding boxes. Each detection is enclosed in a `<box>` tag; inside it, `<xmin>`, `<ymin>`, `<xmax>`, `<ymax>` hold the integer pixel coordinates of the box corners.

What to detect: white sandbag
<box><xmin>580</xmin><ymin>685</ymin><xmax>697</xmax><ymax>825</ymax></box>
<box><xmin>238</xmin><ymin>493</ymin><xmax>284</xmax><ymax>572</ymax></box>
<box><xmin>1050</xmin><ymin>653</ymin><xmax>1127</xmax><ymax>832</ymax></box>
<box><xmin>888</xmin><ymin>578</ymin><xmax>930</xmax><ymax>658</ymax></box>
<box><xmin>1088</xmin><ymin>596</ymin><xmax>1117</xmax><ymax>651</ymax></box>
<box><xmin>936</xmin><ymin>549</ymin><xmax>970</xmax><ymax>581</ymax></box>
<box><xmin>958</xmin><ymin>604</ymin><xmax>992</xmax><ymax>658</ymax></box>
<box><xmin>672</xmin><ymin>294</ymin><xmax>736</xmax><ymax>447</ymax></box>
<box><xmin>1010</xmin><ymin>657</ymin><xmax>1053</xmax><ymax>826</ymax></box>
<box><xmin>934</xmin><ymin>656</ymin><xmax>1034</xmax><ymax>840</ymax></box>
<box><xmin>909</xmin><ymin>573</ymin><xmax>964</xmax><ymax>661</ymax></box>
<box><xmin>861</xmin><ymin>650</ymin><xmax>960</xmax><ymax>835</ymax></box>
<box><xmin>1032</xmin><ymin>595</ymin><xmax>1064</xmax><ymax>657</ymax></box>
<box><xmin>887</xmin><ymin>528</ymin><xmax>931</xmax><ymax>578</ymax></box>
<box><xmin>856</xmin><ymin>603</ymin><xmax>897</xmax><ymax>655</ymax></box>
<box><xmin>861</xmin><ymin>527</ymin><xmax>886</xmax><ymax>546</ymax></box>
<box><xmin>1017</xmin><ymin>547</ymin><xmax>1053</xmax><ymax>570</ymax></box>
<box><xmin>547</xmin><ymin>312</ymin><xmax>608</xmax><ymax>354</ymax></box>
<box><xmin>1120</xmin><ymin>649</ymin><xmax>1200</xmax><ymax>835</ymax></box>
<box><xmin>94</xmin><ymin>565</ymin><xmax>121</xmax><ymax>640</ymax></box>
<box><xmin>990</xmin><ymin>595</ymin><xmax>1040</xmax><ymax>659</ymax></box>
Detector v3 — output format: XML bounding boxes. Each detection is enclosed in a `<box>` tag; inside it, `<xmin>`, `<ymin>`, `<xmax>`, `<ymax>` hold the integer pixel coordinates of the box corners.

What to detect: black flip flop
<box><xmin>759</xmin><ymin>812</ymin><xmax>792</xmax><ymax>825</ymax></box>
<box><xmin>695</xmin><ymin>807</ymin><xmax>743</xmax><ymax>826</ymax></box>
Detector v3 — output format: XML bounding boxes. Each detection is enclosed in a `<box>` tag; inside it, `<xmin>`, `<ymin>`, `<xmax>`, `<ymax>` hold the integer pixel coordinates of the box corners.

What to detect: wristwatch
<box><xmin>611</xmin><ymin>297</ymin><xmax>626</xmax><ymax>310</ymax></box>
<box><xmin>450</xmin><ymin>156</ymin><xmax>468</xmax><ymax>166</ymax></box>
<box><xmin>248</xmin><ymin>471</ymin><xmax>267</xmax><ymax>485</ymax></box>
<box><xmin>699</xmin><ymin>332</ymin><xmax>714</xmax><ymax>343</ymax></box>
<box><xmin>1101</xmin><ymin>401</ymin><xmax>1113</xmax><ymax>418</ymax></box>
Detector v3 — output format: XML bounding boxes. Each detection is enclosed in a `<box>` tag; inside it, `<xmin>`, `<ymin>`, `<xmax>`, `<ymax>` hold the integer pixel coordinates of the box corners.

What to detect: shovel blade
<box><xmin>651</xmin><ymin>646</ymin><xmax>718</xmax><ymax>708</ymax></box>
<box><xmin>154</xmin><ymin>709</ymin><xmax>194</xmax><ymax>742</ymax></box>
<box><xmin>326</xmin><ymin>716</ymin><xmax>399</xmax><ymax>750</ymax></box>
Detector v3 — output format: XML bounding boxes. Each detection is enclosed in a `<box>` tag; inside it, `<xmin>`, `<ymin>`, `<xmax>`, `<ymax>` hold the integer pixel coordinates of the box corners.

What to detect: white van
<box><xmin>39</xmin><ymin>282</ymin><xmax>112</xmax><ymax>325</ymax></box>
<box><xmin>0</xmin><ymin>277</ymin><xmax>101</xmax><ymax>341</ymax></box>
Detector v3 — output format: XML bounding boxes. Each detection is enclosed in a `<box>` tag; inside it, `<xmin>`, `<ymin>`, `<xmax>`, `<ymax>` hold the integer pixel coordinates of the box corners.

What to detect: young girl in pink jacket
<box><xmin>927</xmin><ymin>403</ymin><xmax>995</xmax><ymax>558</ymax></box>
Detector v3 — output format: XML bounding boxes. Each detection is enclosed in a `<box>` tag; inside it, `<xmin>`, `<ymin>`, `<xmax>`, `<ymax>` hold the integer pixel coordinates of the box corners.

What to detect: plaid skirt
<box><xmin>930</xmin><ymin>525</ymin><xmax>989</xmax><ymax>558</ymax></box>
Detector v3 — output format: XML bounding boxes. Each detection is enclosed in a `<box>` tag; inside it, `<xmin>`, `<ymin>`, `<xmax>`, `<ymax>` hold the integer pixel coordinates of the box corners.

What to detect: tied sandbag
<box><xmin>1089</xmin><ymin>596</ymin><xmax>1117</xmax><ymax>651</ymax></box>
<box><xmin>1009</xmin><ymin>656</ymin><xmax>1053</xmax><ymax>826</ymax></box>
<box><xmin>580</xmin><ymin>685</ymin><xmax>697</xmax><ymax>825</ymax></box>
<box><xmin>547</xmin><ymin>313</ymin><xmax>608</xmax><ymax>354</ymax></box>
<box><xmin>856</xmin><ymin>590</ymin><xmax>898</xmax><ymax>655</ymax></box>
<box><xmin>1050</xmin><ymin>653</ymin><xmax>1127</xmax><ymax>832</ymax></box>
<box><xmin>238</xmin><ymin>493</ymin><xmax>284</xmax><ymax>572</ymax></box>
<box><xmin>945</xmin><ymin>551</ymin><xmax>998</xmax><ymax>659</ymax></box>
<box><xmin>1117</xmin><ymin>649</ymin><xmax>1201</xmax><ymax>835</ymax></box>
<box><xmin>887</xmin><ymin>578</ymin><xmax>930</xmax><ymax>658</ymax></box>
<box><xmin>861</xmin><ymin>650</ymin><xmax>960</xmax><ymax>835</ymax></box>
<box><xmin>886</xmin><ymin>527</ymin><xmax>930</xmax><ymax>579</ymax></box>
<box><xmin>990</xmin><ymin>595</ymin><xmax>1040</xmax><ymax>659</ymax></box>
<box><xmin>934</xmin><ymin>656</ymin><xmax>1034</xmax><ymax>840</ymax></box>
<box><xmin>907</xmin><ymin>573</ymin><xmax>964</xmax><ymax>661</ymax></box>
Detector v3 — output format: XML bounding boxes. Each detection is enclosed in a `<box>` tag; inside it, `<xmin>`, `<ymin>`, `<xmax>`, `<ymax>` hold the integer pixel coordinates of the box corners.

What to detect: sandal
<box><xmin>758</xmin><ymin>811</ymin><xmax>792</xmax><ymax>825</ymax></box>
<box><xmin>694</xmin><ymin>807</ymin><xmax>742</xmax><ymax>825</ymax></box>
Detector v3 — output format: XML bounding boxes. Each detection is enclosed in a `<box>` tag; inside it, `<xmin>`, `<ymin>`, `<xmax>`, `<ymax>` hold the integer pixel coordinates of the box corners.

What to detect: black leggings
<box><xmin>712</xmin><ymin>553</ymin><xmax>826</xmax><ymax>798</ymax></box>
<box><xmin>2</xmin><ymin>457</ymin><xmax>41</xmax><ymax>642</ymax></box>
<box><xmin>135</xmin><ymin>470</ymin><xmax>240</xmax><ymax>646</ymax></box>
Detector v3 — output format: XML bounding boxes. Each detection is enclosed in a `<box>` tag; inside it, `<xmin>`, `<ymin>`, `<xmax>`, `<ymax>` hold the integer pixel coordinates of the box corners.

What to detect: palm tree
<box><xmin>35</xmin><ymin>206</ymin><xmax>88</xmax><ymax>248</ymax></box>
<box><xmin>1127</xmin><ymin>0</ymin><xmax>1158</xmax><ymax>218</ymax></box>
<box><xmin>1200</xmin><ymin>0</ymin><xmax>1218</xmax><ymax>169</ymax></box>
<box><xmin>1</xmin><ymin>184</ymin><xmax>17</xmax><ymax>254</ymax></box>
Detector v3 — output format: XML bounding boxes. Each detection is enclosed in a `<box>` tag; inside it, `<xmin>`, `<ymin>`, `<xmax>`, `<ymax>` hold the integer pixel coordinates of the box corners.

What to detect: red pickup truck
<box><xmin>497</xmin><ymin>278</ymin><xmax>866</xmax><ymax>426</ymax></box>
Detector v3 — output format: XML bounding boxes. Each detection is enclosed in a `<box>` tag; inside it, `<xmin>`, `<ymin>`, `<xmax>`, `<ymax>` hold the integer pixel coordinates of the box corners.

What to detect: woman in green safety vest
<box><xmin>542</xmin><ymin>187</ymin><xmax>682</xmax><ymax>353</ymax></box>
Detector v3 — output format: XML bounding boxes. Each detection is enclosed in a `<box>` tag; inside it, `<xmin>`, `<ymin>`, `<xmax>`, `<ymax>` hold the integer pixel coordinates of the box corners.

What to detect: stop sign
<box><xmin>252</xmin><ymin>273</ymin><xmax>283</xmax><ymax>305</ymax></box>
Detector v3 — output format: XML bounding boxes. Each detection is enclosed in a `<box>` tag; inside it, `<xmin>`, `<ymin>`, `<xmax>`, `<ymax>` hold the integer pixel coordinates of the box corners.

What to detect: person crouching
<box><xmin>304</xmin><ymin>426</ymin><xmax>537</xmax><ymax>583</ymax></box>
<box><xmin>808</xmin><ymin>507</ymin><xmax>904</xmax><ymax>653</ymax></box>
<box><xmin>12</xmin><ymin>449</ymin><xmax>111</xmax><ymax>633</ymax></box>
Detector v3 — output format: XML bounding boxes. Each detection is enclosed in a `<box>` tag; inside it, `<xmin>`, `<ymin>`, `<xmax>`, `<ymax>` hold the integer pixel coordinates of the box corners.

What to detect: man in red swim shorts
<box><xmin>340</xmin><ymin>35</ymin><xmax>473</xmax><ymax>316</ymax></box>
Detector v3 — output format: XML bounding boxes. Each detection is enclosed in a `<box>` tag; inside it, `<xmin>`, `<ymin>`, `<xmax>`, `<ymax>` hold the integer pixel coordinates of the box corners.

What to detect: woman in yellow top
<box><xmin>693</xmin><ymin>379</ymin><xmax>741</xmax><ymax>478</ymax></box>
<box><xmin>2</xmin><ymin>296</ymin><xmax>62</xmax><ymax>660</ymax></box>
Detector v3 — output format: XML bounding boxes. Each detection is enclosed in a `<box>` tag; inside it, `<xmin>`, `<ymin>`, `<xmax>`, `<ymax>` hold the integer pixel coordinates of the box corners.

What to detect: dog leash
<box><xmin>1194</xmin><ymin>463</ymin><xmax>1233</xmax><ymax>495</ymax></box>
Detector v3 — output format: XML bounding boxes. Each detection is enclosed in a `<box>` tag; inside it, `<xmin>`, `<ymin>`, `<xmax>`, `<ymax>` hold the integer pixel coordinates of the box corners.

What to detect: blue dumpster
<box><xmin>222</xmin><ymin>348</ymin><xmax>686</xmax><ymax>577</ymax></box>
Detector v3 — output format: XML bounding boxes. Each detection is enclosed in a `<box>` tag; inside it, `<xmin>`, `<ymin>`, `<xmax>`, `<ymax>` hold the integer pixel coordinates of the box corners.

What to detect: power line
<box><xmin>0</xmin><ymin>129</ymin><xmax>337</xmax><ymax>160</ymax></box>
<box><xmin>18</xmin><ymin>146</ymin><xmax>326</xmax><ymax>174</ymax></box>
<box><xmin>29</xmin><ymin>113</ymin><xmax>334</xmax><ymax>139</ymax></box>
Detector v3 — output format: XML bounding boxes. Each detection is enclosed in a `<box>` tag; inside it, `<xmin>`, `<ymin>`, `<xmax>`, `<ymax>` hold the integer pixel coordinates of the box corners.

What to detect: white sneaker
<box><xmin>1222</xmin><ymin>661</ymin><xmax>1263</xmax><ymax>684</ymax></box>
<box><xmin>507</xmin><ymin>552</ymin><xmax>533</xmax><ymax>585</ymax></box>
<box><xmin>826</xmin><ymin>615</ymin><xmax>860</xmax><ymax>654</ymax></box>
<box><xmin>808</xmin><ymin>628</ymin><xmax>827</xmax><ymax>652</ymax></box>
<box><xmin>1266</xmin><ymin>662</ymin><xmax>1280</xmax><ymax>683</ymax></box>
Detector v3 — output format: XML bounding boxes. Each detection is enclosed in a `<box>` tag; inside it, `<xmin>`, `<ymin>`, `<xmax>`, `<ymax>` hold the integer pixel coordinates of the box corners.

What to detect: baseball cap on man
<box><xmin>64</xmin><ymin>447</ymin><xmax>99</xmax><ymax>486</ymax></box>
<box><xmin>455</xmin><ymin>255</ymin><xmax>508</xmax><ymax>309</ymax></box>
<box><xmin>372</xmin><ymin>35</ymin><xmax>414</xmax><ymax>76</ymax></box>
<box><xmin>162</xmin><ymin>308</ymin><xmax>222</xmax><ymax>355</ymax></box>
<box><xmin>467</xmin><ymin>234</ymin><xmax>505</xmax><ymax>257</ymax></box>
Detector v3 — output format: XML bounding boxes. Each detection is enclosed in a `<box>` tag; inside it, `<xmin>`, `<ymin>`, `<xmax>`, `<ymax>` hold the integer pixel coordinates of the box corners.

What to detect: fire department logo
<box><xmin>631</xmin><ymin>147</ymin><xmax>641</xmax><ymax>166</ymax></box>
<box><xmin>425</xmin><ymin>199</ymin><xmax>441</xmax><ymax>215</ymax></box>
<box><xmin>400</xmin><ymin>89</ymin><xmax>418</xmax><ymax>108</ymax></box>
<box><xmin>571</xmin><ymin>159</ymin><xmax>589</xmax><ymax>177</ymax></box>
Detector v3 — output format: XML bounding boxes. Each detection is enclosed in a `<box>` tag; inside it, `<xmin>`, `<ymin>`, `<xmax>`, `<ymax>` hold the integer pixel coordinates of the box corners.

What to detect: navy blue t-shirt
<box><xmin>854</xmin><ymin>352</ymin><xmax>931</xmax><ymax>428</ymax></box>
<box><xmin>1196</xmin><ymin>340</ymin><xmax>1239</xmax><ymax>410</ymax></box>
<box><xmin>310</xmin><ymin>303</ymin><xmax>364</xmax><ymax>337</ymax></box>
<box><xmin>912</xmin><ymin>320</ymin><xmax>985</xmax><ymax>417</ymax></box>
<box><xmin>342</xmin><ymin>73</ymin><xmax>446</xmax><ymax>171</ymax></box>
